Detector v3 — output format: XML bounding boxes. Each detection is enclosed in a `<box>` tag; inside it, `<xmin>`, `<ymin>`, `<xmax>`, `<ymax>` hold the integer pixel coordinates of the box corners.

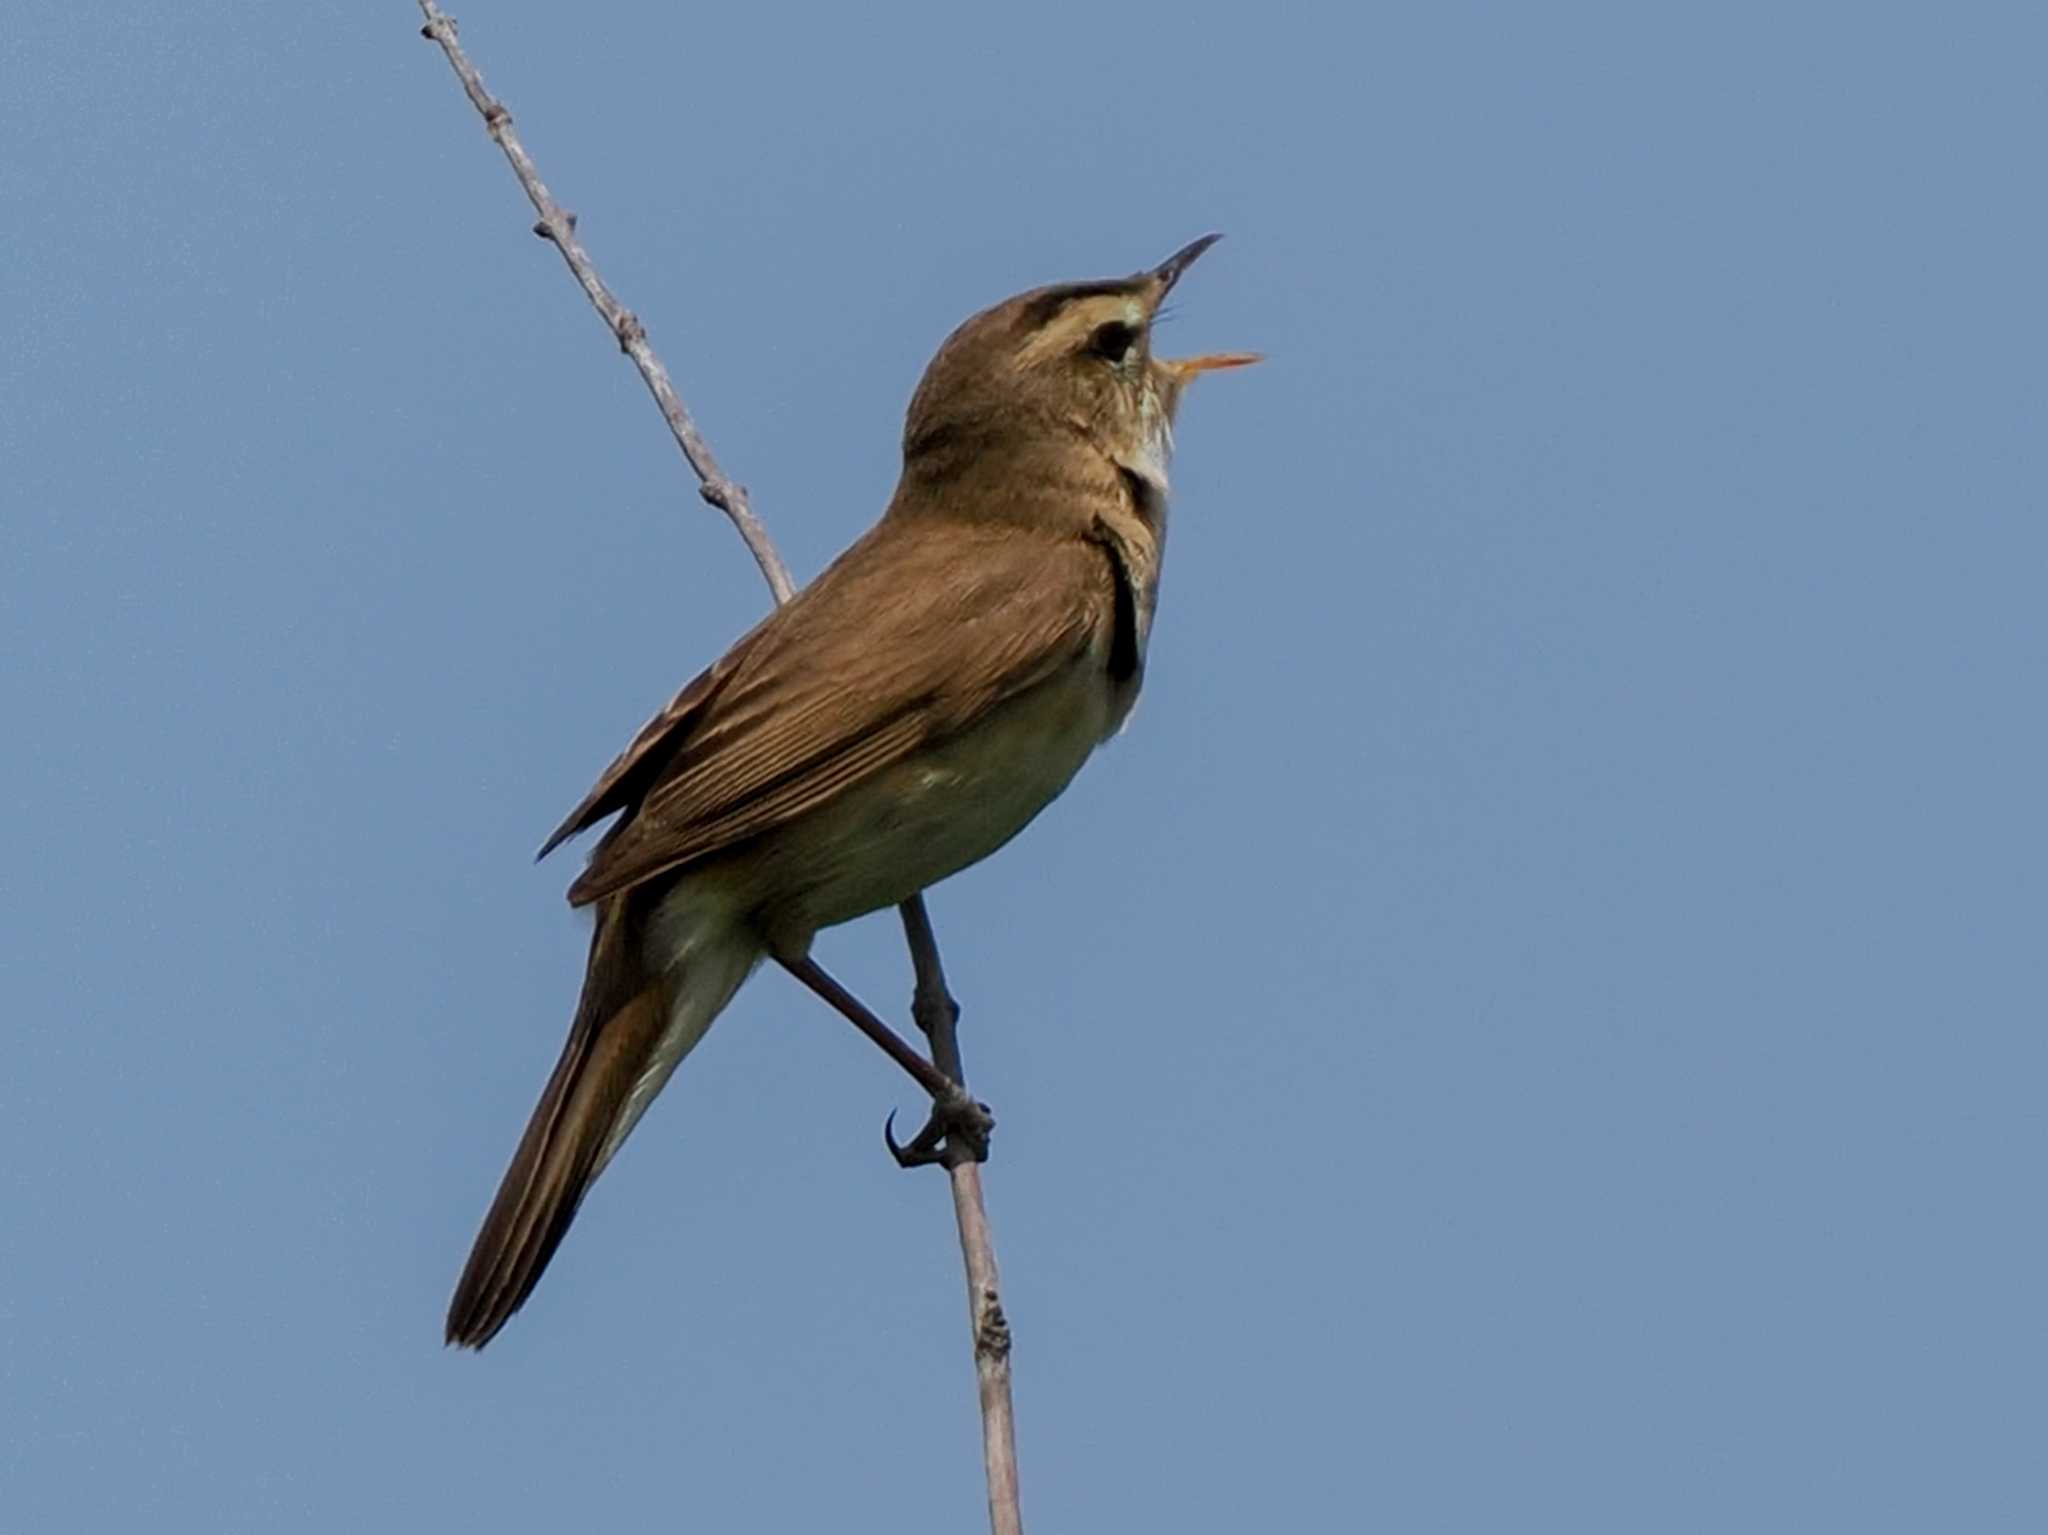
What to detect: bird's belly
<box><xmin>740</xmin><ymin>660</ymin><xmax>1118</xmax><ymax>953</ymax></box>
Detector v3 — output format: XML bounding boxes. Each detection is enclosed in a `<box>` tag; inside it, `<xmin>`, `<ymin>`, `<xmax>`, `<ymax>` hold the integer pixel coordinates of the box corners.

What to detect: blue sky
<box><xmin>3</xmin><ymin>3</ymin><xmax>2042</xmax><ymax>1530</ymax></box>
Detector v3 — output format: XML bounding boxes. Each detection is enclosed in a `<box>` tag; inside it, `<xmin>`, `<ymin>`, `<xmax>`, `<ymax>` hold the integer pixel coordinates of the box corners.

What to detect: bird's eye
<box><xmin>1088</xmin><ymin>320</ymin><xmax>1139</xmax><ymax>363</ymax></box>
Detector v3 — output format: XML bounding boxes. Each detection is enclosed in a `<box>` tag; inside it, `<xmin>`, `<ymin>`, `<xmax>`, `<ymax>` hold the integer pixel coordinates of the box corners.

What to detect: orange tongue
<box><xmin>1163</xmin><ymin>351</ymin><xmax>1263</xmax><ymax>380</ymax></box>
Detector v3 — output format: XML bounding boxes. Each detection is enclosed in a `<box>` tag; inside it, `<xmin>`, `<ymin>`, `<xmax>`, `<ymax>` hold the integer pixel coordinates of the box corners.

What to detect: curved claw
<box><xmin>884</xmin><ymin>1106</ymin><xmax>948</xmax><ymax>1169</ymax></box>
<box><xmin>882</xmin><ymin>1091</ymin><xmax>994</xmax><ymax>1170</ymax></box>
<box><xmin>882</xmin><ymin>1107</ymin><xmax>913</xmax><ymax>1163</ymax></box>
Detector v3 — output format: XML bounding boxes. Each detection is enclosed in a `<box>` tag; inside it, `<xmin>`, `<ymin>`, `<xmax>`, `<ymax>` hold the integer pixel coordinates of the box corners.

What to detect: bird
<box><xmin>446</xmin><ymin>235</ymin><xmax>1256</xmax><ymax>1348</ymax></box>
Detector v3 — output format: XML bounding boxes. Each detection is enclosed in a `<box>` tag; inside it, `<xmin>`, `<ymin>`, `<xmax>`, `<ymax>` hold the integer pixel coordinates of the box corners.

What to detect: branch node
<box><xmin>614</xmin><ymin>310</ymin><xmax>646</xmax><ymax>354</ymax></box>
<box><xmin>975</xmin><ymin>1290</ymin><xmax>1012</xmax><ymax>1364</ymax></box>
<box><xmin>532</xmin><ymin>213</ymin><xmax>576</xmax><ymax>242</ymax></box>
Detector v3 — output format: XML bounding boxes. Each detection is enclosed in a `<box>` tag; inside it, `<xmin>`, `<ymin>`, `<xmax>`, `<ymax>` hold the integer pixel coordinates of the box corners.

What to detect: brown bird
<box><xmin>446</xmin><ymin>235</ymin><xmax>1256</xmax><ymax>1348</ymax></box>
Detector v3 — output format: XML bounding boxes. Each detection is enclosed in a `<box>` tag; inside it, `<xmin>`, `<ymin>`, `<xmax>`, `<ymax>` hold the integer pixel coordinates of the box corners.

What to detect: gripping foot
<box><xmin>884</xmin><ymin>1087</ymin><xmax>994</xmax><ymax>1169</ymax></box>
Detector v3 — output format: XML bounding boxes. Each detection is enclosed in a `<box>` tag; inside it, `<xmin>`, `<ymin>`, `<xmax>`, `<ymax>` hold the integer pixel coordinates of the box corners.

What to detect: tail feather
<box><xmin>446</xmin><ymin>896</ymin><xmax>665</xmax><ymax>1349</ymax></box>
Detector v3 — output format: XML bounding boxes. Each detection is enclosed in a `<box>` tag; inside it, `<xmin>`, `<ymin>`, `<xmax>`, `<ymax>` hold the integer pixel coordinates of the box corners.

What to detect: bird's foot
<box><xmin>884</xmin><ymin>1086</ymin><xmax>994</xmax><ymax>1169</ymax></box>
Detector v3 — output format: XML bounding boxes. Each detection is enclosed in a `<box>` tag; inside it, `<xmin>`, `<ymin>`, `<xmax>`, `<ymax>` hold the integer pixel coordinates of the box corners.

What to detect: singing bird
<box><xmin>446</xmin><ymin>236</ymin><xmax>1255</xmax><ymax>1347</ymax></box>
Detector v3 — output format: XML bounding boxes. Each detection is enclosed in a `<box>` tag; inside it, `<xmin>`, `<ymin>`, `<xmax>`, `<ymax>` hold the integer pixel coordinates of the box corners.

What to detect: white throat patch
<box><xmin>1123</xmin><ymin>391</ymin><xmax>1175</xmax><ymax>495</ymax></box>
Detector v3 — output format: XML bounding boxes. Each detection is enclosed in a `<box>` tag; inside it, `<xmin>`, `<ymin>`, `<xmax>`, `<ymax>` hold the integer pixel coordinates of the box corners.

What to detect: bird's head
<box><xmin>901</xmin><ymin>235</ymin><xmax>1258</xmax><ymax>499</ymax></box>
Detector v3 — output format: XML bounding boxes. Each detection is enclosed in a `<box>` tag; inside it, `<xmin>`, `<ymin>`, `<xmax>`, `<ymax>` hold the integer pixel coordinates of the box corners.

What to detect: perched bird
<box><xmin>446</xmin><ymin>236</ymin><xmax>1256</xmax><ymax>1348</ymax></box>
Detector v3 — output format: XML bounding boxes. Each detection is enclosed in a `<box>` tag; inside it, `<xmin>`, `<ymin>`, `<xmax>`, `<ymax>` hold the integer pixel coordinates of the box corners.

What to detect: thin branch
<box><xmin>950</xmin><ymin>1163</ymin><xmax>1020</xmax><ymax>1535</ymax></box>
<box><xmin>416</xmin><ymin>2</ymin><xmax>794</xmax><ymax>604</ymax></box>
<box><xmin>901</xmin><ymin>897</ymin><xmax>1022</xmax><ymax>1535</ymax></box>
<box><xmin>415</xmin><ymin>8</ymin><xmax>1021</xmax><ymax>1531</ymax></box>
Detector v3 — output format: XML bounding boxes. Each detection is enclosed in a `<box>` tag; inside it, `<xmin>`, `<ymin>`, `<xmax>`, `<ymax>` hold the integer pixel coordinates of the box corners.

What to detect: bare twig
<box><xmin>415</xmin><ymin>7</ymin><xmax>1021</xmax><ymax>1530</ymax></box>
<box><xmin>901</xmin><ymin>898</ymin><xmax>1022</xmax><ymax>1535</ymax></box>
<box><xmin>416</xmin><ymin>2</ymin><xmax>794</xmax><ymax>604</ymax></box>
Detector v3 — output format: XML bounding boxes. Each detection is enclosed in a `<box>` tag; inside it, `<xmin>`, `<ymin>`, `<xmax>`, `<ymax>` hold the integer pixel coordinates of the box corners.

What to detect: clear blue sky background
<box><xmin>3</xmin><ymin>3</ymin><xmax>2041</xmax><ymax>1530</ymax></box>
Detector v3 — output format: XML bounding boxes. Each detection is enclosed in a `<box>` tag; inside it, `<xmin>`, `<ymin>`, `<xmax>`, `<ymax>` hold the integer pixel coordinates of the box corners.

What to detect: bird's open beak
<box><xmin>1148</xmin><ymin>235</ymin><xmax>1260</xmax><ymax>381</ymax></box>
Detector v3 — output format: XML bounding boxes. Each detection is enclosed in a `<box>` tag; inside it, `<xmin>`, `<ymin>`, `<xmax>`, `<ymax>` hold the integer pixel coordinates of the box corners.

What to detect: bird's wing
<box><xmin>534</xmin><ymin>637</ymin><xmax>756</xmax><ymax>864</ymax></box>
<box><xmin>552</xmin><ymin>518</ymin><xmax>1116</xmax><ymax>907</ymax></box>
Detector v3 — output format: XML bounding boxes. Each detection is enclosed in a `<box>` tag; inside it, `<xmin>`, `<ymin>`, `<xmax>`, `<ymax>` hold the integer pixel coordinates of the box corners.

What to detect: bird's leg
<box><xmin>884</xmin><ymin>895</ymin><xmax>987</xmax><ymax>1170</ymax></box>
<box><xmin>777</xmin><ymin>950</ymin><xmax>993</xmax><ymax>1166</ymax></box>
<box><xmin>902</xmin><ymin>895</ymin><xmax>964</xmax><ymax>1074</ymax></box>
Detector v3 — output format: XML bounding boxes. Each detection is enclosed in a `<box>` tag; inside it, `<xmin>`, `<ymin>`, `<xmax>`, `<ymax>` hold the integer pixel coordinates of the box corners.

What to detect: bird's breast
<box><xmin>739</xmin><ymin>654</ymin><xmax>1124</xmax><ymax>954</ymax></box>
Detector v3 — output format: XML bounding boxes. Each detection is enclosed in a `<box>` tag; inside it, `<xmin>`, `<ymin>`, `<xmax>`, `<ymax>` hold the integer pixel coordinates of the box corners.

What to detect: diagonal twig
<box><xmin>416</xmin><ymin>3</ymin><xmax>793</xmax><ymax>605</ymax></box>
<box><xmin>414</xmin><ymin>7</ymin><xmax>1022</xmax><ymax>1532</ymax></box>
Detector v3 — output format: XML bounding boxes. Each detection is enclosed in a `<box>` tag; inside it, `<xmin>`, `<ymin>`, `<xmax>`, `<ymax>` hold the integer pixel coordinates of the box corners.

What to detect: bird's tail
<box><xmin>444</xmin><ymin>891</ymin><xmax>746</xmax><ymax>1348</ymax></box>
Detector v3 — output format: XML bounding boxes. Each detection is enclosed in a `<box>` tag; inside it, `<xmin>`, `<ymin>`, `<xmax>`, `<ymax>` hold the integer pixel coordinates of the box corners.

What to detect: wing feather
<box><xmin>552</xmin><ymin>518</ymin><xmax>1114</xmax><ymax>907</ymax></box>
<box><xmin>534</xmin><ymin>636</ymin><xmax>758</xmax><ymax>862</ymax></box>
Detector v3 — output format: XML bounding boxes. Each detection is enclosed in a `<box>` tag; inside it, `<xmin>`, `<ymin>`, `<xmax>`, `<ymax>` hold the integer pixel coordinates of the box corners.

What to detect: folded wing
<box><xmin>545</xmin><ymin>518</ymin><xmax>1116</xmax><ymax>907</ymax></box>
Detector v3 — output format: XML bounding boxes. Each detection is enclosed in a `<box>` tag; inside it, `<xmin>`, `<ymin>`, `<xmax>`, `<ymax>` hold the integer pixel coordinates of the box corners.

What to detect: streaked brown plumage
<box><xmin>446</xmin><ymin>237</ymin><xmax>1254</xmax><ymax>1348</ymax></box>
